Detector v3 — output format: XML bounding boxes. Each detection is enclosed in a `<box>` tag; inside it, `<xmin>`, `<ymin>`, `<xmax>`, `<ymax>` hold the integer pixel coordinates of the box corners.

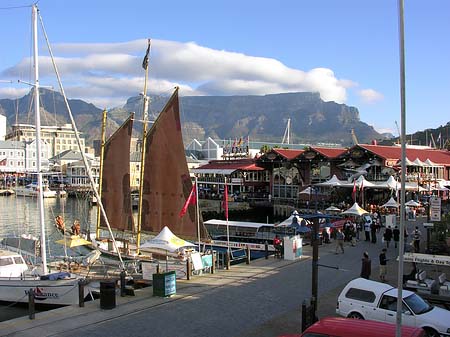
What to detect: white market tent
<box><xmin>342</xmin><ymin>202</ymin><xmax>369</xmax><ymax>216</ymax></box>
<box><xmin>325</xmin><ymin>206</ymin><xmax>341</xmax><ymax>212</ymax></box>
<box><xmin>141</xmin><ymin>226</ymin><xmax>195</xmax><ymax>252</ymax></box>
<box><xmin>315</xmin><ymin>175</ymin><xmax>344</xmax><ymax>187</ymax></box>
<box><xmin>381</xmin><ymin>197</ymin><xmax>400</xmax><ymax>208</ymax></box>
<box><xmin>405</xmin><ymin>200</ymin><xmax>421</xmax><ymax>207</ymax></box>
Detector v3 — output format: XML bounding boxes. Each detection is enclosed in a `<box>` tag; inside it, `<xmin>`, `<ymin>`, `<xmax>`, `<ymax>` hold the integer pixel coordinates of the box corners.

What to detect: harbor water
<box><xmin>0</xmin><ymin>194</ymin><xmax>98</xmax><ymax>321</ymax></box>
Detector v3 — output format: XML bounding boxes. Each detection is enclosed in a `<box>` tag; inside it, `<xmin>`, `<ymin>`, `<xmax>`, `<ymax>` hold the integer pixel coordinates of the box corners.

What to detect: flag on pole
<box><xmin>179</xmin><ymin>182</ymin><xmax>196</xmax><ymax>218</ymax></box>
<box><xmin>223</xmin><ymin>181</ymin><xmax>229</xmax><ymax>220</ymax></box>
<box><xmin>352</xmin><ymin>179</ymin><xmax>357</xmax><ymax>202</ymax></box>
<box><xmin>142</xmin><ymin>39</ymin><xmax>151</xmax><ymax>70</ymax></box>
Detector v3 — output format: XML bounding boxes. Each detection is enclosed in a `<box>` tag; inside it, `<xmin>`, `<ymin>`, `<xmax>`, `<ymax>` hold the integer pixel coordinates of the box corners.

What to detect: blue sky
<box><xmin>1</xmin><ymin>0</ymin><xmax>449</xmax><ymax>137</ymax></box>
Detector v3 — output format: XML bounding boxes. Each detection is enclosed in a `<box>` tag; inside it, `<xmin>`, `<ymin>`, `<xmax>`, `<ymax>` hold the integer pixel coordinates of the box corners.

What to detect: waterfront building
<box><xmin>0</xmin><ymin>139</ymin><xmax>50</xmax><ymax>173</ymax></box>
<box><xmin>193</xmin><ymin>158</ymin><xmax>270</xmax><ymax>198</ymax></box>
<box><xmin>65</xmin><ymin>156</ymin><xmax>99</xmax><ymax>189</ymax></box>
<box><xmin>6</xmin><ymin>123</ymin><xmax>86</xmax><ymax>158</ymax></box>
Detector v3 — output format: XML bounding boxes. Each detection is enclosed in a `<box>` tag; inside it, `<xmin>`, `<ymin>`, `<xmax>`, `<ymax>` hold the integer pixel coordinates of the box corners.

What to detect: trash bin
<box><xmin>153</xmin><ymin>271</ymin><xmax>176</xmax><ymax>297</ymax></box>
<box><xmin>100</xmin><ymin>280</ymin><xmax>116</xmax><ymax>309</ymax></box>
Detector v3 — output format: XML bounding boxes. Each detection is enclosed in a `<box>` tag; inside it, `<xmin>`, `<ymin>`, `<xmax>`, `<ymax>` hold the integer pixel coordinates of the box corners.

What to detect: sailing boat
<box><xmin>92</xmin><ymin>87</ymin><xmax>203</xmax><ymax>259</ymax></box>
<box><xmin>0</xmin><ymin>4</ymin><xmax>90</xmax><ymax>306</ymax></box>
<box><xmin>90</xmin><ymin>40</ymin><xmax>203</xmax><ymax>257</ymax></box>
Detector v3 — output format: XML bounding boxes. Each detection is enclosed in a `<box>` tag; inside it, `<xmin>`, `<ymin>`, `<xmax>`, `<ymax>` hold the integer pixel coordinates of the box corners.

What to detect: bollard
<box><xmin>28</xmin><ymin>288</ymin><xmax>35</xmax><ymax>320</ymax></box>
<box><xmin>156</xmin><ymin>264</ymin><xmax>160</xmax><ymax>274</ymax></box>
<box><xmin>265</xmin><ymin>240</ymin><xmax>269</xmax><ymax>259</ymax></box>
<box><xmin>78</xmin><ymin>279</ymin><xmax>85</xmax><ymax>307</ymax></box>
<box><xmin>186</xmin><ymin>258</ymin><xmax>191</xmax><ymax>280</ymax></box>
<box><xmin>225</xmin><ymin>251</ymin><xmax>230</xmax><ymax>270</ymax></box>
<box><xmin>120</xmin><ymin>271</ymin><xmax>126</xmax><ymax>297</ymax></box>
<box><xmin>246</xmin><ymin>245</ymin><xmax>251</xmax><ymax>265</ymax></box>
<box><xmin>301</xmin><ymin>300</ymin><xmax>307</xmax><ymax>332</ymax></box>
<box><xmin>211</xmin><ymin>252</ymin><xmax>216</xmax><ymax>274</ymax></box>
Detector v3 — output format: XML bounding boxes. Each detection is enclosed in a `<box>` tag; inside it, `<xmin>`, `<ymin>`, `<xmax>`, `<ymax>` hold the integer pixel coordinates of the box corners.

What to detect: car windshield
<box><xmin>404</xmin><ymin>293</ymin><xmax>432</xmax><ymax>314</ymax></box>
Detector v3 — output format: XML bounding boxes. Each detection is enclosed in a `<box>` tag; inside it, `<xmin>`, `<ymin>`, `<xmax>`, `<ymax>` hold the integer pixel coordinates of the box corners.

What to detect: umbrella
<box><xmin>341</xmin><ymin>202</ymin><xmax>369</xmax><ymax>216</ymax></box>
<box><xmin>55</xmin><ymin>235</ymin><xmax>92</xmax><ymax>248</ymax></box>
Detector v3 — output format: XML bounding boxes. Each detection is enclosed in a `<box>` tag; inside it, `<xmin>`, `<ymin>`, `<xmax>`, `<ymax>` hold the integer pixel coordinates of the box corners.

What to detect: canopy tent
<box><xmin>413</xmin><ymin>158</ymin><xmax>425</xmax><ymax>167</ymax></box>
<box><xmin>299</xmin><ymin>187</ymin><xmax>313</xmax><ymax>195</ymax></box>
<box><xmin>55</xmin><ymin>235</ymin><xmax>92</xmax><ymax>248</ymax></box>
<box><xmin>315</xmin><ymin>175</ymin><xmax>344</xmax><ymax>187</ymax></box>
<box><xmin>381</xmin><ymin>197</ymin><xmax>399</xmax><ymax>208</ymax></box>
<box><xmin>141</xmin><ymin>226</ymin><xmax>196</xmax><ymax>252</ymax></box>
<box><xmin>355</xmin><ymin>175</ymin><xmax>378</xmax><ymax>188</ymax></box>
<box><xmin>397</xmin><ymin>157</ymin><xmax>415</xmax><ymax>166</ymax></box>
<box><xmin>405</xmin><ymin>200</ymin><xmax>421</xmax><ymax>207</ymax></box>
<box><xmin>341</xmin><ymin>202</ymin><xmax>369</xmax><ymax>216</ymax></box>
<box><xmin>325</xmin><ymin>206</ymin><xmax>341</xmax><ymax>212</ymax></box>
<box><xmin>277</xmin><ymin>210</ymin><xmax>311</xmax><ymax>233</ymax></box>
<box><xmin>424</xmin><ymin>158</ymin><xmax>443</xmax><ymax>167</ymax></box>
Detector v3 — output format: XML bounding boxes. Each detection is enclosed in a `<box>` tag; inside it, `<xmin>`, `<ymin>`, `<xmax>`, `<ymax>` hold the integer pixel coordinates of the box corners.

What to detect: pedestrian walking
<box><xmin>393</xmin><ymin>226</ymin><xmax>400</xmax><ymax>248</ymax></box>
<box><xmin>335</xmin><ymin>228</ymin><xmax>345</xmax><ymax>254</ymax></box>
<box><xmin>379</xmin><ymin>248</ymin><xmax>388</xmax><ymax>282</ymax></box>
<box><xmin>383</xmin><ymin>226</ymin><xmax>393</xmax><ymax>248</ymax></box>
<box><xmin>412</xmin><ymin>226</ymin><xmax>422</xmax><ymax>253</ymax></box>
<box><xmin>360</xmin><ymin>251</ymin><xmax>371</xmax><ymax>279</ymax></box>
<box><xmin>364</xmin><ymin>220</ymin><xmax>371</xmax><ymax>242</ymax></box>
<box><xmin>370</xmin><ymin>220</ymin><xmax>377</xmax><ymax>244</ymax></box>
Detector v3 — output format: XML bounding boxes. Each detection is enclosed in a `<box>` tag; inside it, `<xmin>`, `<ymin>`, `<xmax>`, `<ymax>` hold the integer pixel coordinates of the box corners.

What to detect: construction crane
<box><xmin>350</xmin><ymin>128</ymin><xmax>358</xmax><ymax>145</ymax></box>
<box><xmin>282</xmin><ymin>118</ymin><xmax>291</xmax><ymax>145</ymax></box>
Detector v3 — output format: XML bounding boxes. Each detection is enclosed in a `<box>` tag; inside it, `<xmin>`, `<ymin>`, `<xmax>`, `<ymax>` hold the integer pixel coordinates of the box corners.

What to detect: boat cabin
<box><xmin>0</xmin><ymin>249</ymin><xmax>28</xmax><ymax>278</ymax></box>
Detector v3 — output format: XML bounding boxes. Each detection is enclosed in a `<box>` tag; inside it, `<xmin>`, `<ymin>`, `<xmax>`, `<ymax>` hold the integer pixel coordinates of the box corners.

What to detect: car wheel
<box><xmin>347</xmin><ymin>312</ymin><xmax>364</xmax><ymax>319</ymax></box>
<box><xmin>423</xmin><ymin>328</ymin><xmax>439</xmax><ymax>337</ymax></box>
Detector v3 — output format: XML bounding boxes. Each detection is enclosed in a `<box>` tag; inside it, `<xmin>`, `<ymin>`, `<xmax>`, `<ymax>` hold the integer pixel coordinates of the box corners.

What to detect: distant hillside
<box><xmin>379</xmin><ymin>122</ymin><xmax>450</xmax><ymax>149</ymax></box>
<box><xmin>1</xmin><ymin>89</ymin><xmax>386</xmax><ymax>147</ymax></box>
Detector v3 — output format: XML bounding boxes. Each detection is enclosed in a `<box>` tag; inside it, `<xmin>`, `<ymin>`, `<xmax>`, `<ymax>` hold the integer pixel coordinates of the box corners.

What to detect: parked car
<box><xmin>336</xmin><ymin>278</ymin><xmax>450</xmax><ymax>337</ymax></box>
<box><xmin>279</xmin><ymin>316</ymin><xmax>426</xmax><ymax>337</ymax></box>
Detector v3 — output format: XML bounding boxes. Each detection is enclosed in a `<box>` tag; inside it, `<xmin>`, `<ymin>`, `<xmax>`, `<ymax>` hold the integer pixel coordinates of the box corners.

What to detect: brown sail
<box><xmin>140</xmin><ymin>88</ymin><xmax>200</xmax><ymax>239</ymax></box>
<box><xmin>100</xmin><ymin>113</ymin><xmax>134</xmax><ymax>232</ymax></box>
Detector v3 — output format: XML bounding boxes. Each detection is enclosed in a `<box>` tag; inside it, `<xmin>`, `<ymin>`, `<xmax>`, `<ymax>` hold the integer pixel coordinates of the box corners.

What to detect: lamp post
<box><xmin>311</xmin><ymin>186</ymin><xmax>319</xmax><ymax>320</ymax></box>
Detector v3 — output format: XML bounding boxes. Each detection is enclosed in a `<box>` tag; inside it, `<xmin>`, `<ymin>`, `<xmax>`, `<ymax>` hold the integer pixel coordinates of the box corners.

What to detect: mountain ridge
<box><xmin>1</xmin><ymin>89</ymin><xmax>391</xmax><ymax>147</ymax></box>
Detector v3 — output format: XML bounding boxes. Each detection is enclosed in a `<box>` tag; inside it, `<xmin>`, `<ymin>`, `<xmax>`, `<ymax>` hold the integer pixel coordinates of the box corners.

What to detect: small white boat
<box><xmin>15</xmin><ymin>182</ymin><xmax>57</xmax><ymax>198</ymax></box>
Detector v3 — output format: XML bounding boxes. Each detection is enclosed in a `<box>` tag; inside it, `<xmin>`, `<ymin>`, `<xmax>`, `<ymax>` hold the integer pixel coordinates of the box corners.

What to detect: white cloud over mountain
<box><xmin>1</xmin><ymin>38</ymin><xmax>382</xmax><ymax>110</ymax></box>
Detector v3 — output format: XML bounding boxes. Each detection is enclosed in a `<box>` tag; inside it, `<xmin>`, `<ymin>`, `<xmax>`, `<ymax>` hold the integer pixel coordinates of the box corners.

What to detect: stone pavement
<box><xmin>0</xmin><ymin>217</ymin><xmax>437</xmax><ymax>337</ymax></box>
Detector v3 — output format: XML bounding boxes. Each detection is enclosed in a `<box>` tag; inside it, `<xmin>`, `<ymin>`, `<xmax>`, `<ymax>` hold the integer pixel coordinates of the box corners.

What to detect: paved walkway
<box><xmin>0</xmin><ymin>217</ymin><xmax>440</xmax><ymax>337</ymax></box>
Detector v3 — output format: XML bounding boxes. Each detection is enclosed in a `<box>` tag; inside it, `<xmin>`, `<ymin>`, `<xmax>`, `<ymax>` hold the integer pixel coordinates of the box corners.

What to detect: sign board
<box><xmin>191</xmin><ymin>252</ymin><xmax>203</xmax><ymax>271</ymax></box>
<box><xmin>430</xmin><ymin>196</ymin><xmax>441</xmax><ymax>221</ymax></box>
<box><xmin>283</xmin><ymin>235</ymin><xmax>302</xmax><ymax>260</ymax></box>
<box><xmin>141</xmin><ymin>262</ymin><xmax>153</xmax><ymax>280</ymax></box>
<box><xmin>422</xmin><ymin>223</ymin><xmax>434</xmax><ymax>228</ymax></box>
<box><xmin>384</xmin><ymin>214</ymin><xmax>396</xmax><ymax>228</ymax></box>
<box><xmin>403</xmin><ymin>252</ymin><xmax>450</xmax><ymax>266</ymax></box>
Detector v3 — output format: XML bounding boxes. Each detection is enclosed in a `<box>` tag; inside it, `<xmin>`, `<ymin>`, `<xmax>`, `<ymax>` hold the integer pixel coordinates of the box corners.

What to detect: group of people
<box><xmin>55</xmin><ymin>215</ymin><xmax>81</xmax><ymax>235</ymax></box>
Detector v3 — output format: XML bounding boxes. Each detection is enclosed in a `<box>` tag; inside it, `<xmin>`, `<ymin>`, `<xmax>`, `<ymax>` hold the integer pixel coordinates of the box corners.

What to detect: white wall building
<box><xmin>65</xmin><ymin>156</ymin><xmax>99</xmax><ymax>187</ymax></box>
<box><xmin>0</xmin><ymin>140</ymin><xmax>51</xmax><ymax>173</ymax></box>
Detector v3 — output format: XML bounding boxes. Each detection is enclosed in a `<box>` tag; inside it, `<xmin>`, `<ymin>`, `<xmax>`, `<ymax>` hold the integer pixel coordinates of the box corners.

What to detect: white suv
<box><xmin>336</xmin><ymin>278</ymin><xmax>450</xmax><ymax>337</ymax></box>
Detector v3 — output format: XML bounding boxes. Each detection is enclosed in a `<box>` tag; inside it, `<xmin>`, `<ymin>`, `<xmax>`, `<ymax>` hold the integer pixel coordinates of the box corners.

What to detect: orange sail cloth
<box><xmin>100</xmin><ymin>113</ymin><xmax>135</xmax><ymax>232</ymax></box>
<box><xmin>140</xmin><ymin>88</ymin><xmax>201</xmax><ymax>239</ymax></box>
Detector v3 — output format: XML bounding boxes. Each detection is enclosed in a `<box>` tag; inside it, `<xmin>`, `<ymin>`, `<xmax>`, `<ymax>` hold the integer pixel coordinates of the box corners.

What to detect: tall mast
<box><xmin>32</xmin><ymin>4</ymin><xmax>48</xmax><ymax>274</ymax></box>
<box><xmin>136</xmin><ymin>39</ymin><xmax>151</xmax><ymax>254</ymax></box>
<box><xmin>95</xmin><ymin>109</ymin><xmax>108</xmax><ymax>239</ymax></box>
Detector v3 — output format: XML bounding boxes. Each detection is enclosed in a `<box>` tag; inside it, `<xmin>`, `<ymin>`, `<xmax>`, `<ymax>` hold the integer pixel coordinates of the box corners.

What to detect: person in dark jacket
<box><xmin>379</xmin><ymin>248</ymin><xmax>388</xmax><ymax>282</ymax></box>
<box><xmin>383</xmin><ymin>226</ymin><xmax>393</xmax><ymax>248</ymax></box>
<box><xmin>393</xmin><ymin>226</ymin><xmax>400</xmax><ymax>248</ymax></box>
<box><xmin>360</xmin><ymin>251</ymin><xmax>371</xmax><ymax>279</ymax></box>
